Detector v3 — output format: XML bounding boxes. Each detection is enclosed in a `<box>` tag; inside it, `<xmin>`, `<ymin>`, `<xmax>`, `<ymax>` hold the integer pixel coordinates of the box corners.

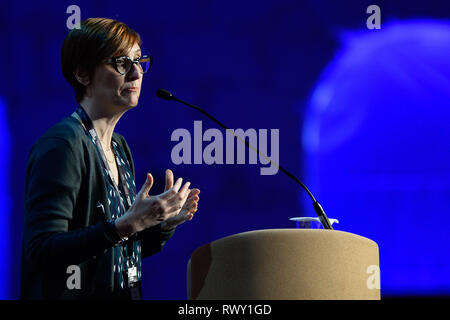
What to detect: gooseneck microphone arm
<box><xmin>156</xmin><ymin>88</ymin><xmax>333</xmax><ymax>230</ymax></box>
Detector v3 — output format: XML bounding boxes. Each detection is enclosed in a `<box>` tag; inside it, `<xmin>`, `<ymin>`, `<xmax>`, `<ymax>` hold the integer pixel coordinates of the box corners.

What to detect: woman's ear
<box><xmin>74</xmin><ymin>68</ymin><xmax>90</xmax><ymax>86</ymax></box>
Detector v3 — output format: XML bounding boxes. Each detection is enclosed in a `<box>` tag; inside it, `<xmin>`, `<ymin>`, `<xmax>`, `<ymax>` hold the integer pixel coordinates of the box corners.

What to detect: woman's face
<box><xmin>88</xmin><ymin>42</ymin><xmax>143</xmax><ymax>111</ymax></box>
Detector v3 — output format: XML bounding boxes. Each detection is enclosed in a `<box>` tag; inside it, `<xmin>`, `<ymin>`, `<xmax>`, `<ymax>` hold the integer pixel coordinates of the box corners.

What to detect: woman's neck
<box><xmin>80</xmin><ymin>100</ymin><xmax>125</xmax><ymax>148</ymax></box>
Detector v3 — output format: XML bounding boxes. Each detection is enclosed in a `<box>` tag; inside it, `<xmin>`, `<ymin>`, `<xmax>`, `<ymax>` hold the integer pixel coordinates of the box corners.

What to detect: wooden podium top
<box><xmin>188</xmin><ymin>229</ymin><xmax>380</xmax><ymax>300</ymax></box>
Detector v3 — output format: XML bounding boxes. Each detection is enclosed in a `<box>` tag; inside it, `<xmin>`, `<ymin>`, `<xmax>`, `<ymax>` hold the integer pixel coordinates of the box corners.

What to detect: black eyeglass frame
<box><xmin>106</xmin><ymin>55</ymin><xmax>153</xmax><ymax>75</ymax></box>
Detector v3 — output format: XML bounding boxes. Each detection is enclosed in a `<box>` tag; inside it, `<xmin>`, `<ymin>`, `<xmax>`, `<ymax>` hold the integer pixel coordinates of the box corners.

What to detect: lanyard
<box><xmin>73</xmin><ymin>106</ymin><xmax>133</xmax><ymax>211</ymax></box>
<box><xmin>73</xmin><ymin>106</ymin><xmax>140</xmax><ymax>288</ymax></box>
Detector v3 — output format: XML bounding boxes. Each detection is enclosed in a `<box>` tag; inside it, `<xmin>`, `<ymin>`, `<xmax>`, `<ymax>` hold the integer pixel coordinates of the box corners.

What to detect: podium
<box><xmin>187</xmin><ymin>229</ymin><xmax>380</xmax><ymax>300</ymax></box>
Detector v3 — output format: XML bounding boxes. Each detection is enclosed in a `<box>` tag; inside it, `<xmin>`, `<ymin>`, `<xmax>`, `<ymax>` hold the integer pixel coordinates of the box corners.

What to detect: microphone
<box><xmin>156</xmin><ymin>88</ymin><xmax>333</xmax><ymax>230</ymax></box>
<box><xmin>155</xmin><ymin>89</ymin><xmax>173</xmax><ymax>100</ymax></box>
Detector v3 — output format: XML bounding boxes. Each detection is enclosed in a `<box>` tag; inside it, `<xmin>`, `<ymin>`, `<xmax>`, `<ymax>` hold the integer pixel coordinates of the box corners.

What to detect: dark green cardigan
<box><xmin>20</xmin><ymin>115</ymin><xmax>174</xmax><ymax>299</ymax></box>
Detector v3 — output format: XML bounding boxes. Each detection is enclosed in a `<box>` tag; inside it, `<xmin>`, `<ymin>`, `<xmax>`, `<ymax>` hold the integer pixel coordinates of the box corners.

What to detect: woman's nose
<box><xmin>126</xmin><ymin>62</ymin><xmax>142</xmax><ymax>81</ymax></box>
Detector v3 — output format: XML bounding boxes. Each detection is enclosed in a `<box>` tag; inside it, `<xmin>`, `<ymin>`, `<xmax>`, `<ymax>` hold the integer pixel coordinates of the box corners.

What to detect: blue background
<box><xmin>1</xmin><ymin>0</ymin><xmax>449</xmax><ymax>299</ymax></box>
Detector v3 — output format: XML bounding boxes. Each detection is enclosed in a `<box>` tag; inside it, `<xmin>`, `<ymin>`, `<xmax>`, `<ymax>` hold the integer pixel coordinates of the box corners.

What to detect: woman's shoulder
<box><xmin>31</xmin><ymin>116</ymin><xmax>89</xmax><ymax>155</ymax></box>
<box><xmin>42</xmin><ymin>115</ymin><xmax>84</xmax><ymax>138</ymax></box>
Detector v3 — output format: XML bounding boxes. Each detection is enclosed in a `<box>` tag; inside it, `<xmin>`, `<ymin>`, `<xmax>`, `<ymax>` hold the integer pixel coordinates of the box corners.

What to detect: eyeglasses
<box><xmin>106</xmin><ymin>55</ymin><xmax>152</xmax><ymax>75</ymax></box>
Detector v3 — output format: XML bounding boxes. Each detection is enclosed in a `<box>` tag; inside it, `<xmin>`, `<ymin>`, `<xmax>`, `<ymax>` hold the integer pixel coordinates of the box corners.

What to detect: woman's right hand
<box><xmin>115</xmin><ymin>169</ymin><xmax>191</xmax><ymax>237</ymax></box>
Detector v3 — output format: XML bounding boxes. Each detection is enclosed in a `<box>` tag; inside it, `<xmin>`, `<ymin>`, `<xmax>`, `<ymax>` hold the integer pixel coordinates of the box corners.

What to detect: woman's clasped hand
<box><xmin>115</xmin><ymin>169</ymin><xmax>200</xmax><ymax>236</ymax></box>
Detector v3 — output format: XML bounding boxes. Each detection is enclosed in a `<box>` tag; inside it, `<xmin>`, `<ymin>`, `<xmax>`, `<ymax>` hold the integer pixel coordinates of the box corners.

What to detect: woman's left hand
<box><xmin>160</xmin><ymin>170</ymin><xmax>200</xmax><ymax>231</ymax></box>
<box><xmin>162</xmin><ymin>188</ymin><xmax>200</xmax><ymax>230</ymax></box>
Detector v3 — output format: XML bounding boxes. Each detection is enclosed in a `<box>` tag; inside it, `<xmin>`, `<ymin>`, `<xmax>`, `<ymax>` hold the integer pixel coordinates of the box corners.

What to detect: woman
<box><xmin>20</xmin><ymin>18</ymin><xmax>200</xmax><ymax>300</ymax></box>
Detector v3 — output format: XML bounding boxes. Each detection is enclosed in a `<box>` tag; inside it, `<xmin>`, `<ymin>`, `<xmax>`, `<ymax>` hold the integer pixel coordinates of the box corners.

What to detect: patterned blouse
<box><xmin>108</xmin><ymin>140</ymin><xmax>142</xmax><ymax>290</ymax></box>
<box><xmin>88</xmin><ymin>134</ymin><xmax>142</xmax><ymax>292</ymax></box>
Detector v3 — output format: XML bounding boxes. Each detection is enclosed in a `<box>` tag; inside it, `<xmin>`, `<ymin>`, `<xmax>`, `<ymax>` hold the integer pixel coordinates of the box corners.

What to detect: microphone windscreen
<box><xmin>156</xmin><ymin>88</ymin><xmax>173</xmax><ymax>100</ymax></box>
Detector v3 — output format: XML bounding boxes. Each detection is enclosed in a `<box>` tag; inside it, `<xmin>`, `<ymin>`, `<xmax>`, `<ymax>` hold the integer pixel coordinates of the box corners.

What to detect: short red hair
<box><xmin>61</xmin><ymin>18</ymin><xmax>142</xmax><ymax>103</ymax></box>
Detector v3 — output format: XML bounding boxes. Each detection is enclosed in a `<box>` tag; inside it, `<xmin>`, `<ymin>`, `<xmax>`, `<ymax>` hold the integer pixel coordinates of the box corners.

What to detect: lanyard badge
<box><xmin>125</xmin><ymin>242</ymin><xmax>138</xmax><ymax>287</ymax></box>
<box><xmin>127</xmin><ymin>264</ymin><xmax>138</xmax><ymax>286</ymax></box>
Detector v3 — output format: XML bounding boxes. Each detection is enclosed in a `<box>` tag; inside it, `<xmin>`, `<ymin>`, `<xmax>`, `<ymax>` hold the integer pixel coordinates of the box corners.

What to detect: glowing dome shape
<box><xmin>302</xmin><ymin>20</ymin><xmax>450</xmax><ymax>295</ymax></box>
